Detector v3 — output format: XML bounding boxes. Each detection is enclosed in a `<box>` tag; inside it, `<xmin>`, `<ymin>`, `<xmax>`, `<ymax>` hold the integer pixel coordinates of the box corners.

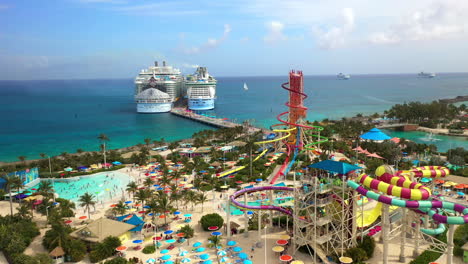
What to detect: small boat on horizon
<box><xmin>243</xmin><ymin>82</ymin><xmax>248</xmax><ymax>91</ymax></box>
<box><xmin>337</xmin><ymin>73</ymin><xmax>350</xmax><ymax>80</ymax></box>
<box><xmin>418</xmin><ymin>72</ymin><xmax>436</xmax><ymax>78</ymax></box>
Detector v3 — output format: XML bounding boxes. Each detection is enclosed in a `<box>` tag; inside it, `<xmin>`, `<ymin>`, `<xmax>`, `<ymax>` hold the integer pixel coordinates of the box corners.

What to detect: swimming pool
<box><xmin>27</xmin><ymin>171</ymin><xmax>132</xmax><ymax>202</ymax></box>
<box><xmin>224</xmin><ymin>197</ymin><xmax>294</xmax><ymax>215</ymax></box>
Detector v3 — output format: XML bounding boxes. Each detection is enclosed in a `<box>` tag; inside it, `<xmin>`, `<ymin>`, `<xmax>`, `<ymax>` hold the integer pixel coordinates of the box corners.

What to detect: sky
<box><xmin>1</xmin><ymin>0</ymin><xmax>468</xmax><ymax>79</ymax></box>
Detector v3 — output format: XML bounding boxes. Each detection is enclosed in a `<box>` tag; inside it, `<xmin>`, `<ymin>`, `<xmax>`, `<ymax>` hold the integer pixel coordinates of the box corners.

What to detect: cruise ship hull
<box><xmin>137</xmin><ymin>102</ymin><xmax>172</xmax><ymax>113</ymax></box>
<box><xmin>188</xmin><ymin>98</ymin><xmax>215</xmax><ymax>110</ymax></box>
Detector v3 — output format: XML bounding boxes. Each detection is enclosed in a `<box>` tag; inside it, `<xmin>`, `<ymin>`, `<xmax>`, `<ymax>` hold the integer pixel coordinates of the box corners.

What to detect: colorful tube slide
<box><xmin>397</xmin><ymin>166</ymin><xmax>450</xmax><ymax>178</ymax></box>
<box><xmin>347</xmin><ymin>180</ymin><xmax>468</xmax><ymax>225</ymax></box>
<box><xmin>230</xmin><ymin>186</ymin><xmax>295</xmax><ymax>216</ymax></box>
<box><xmin>358</xmin><ymin>174</ymin><xmax>431</xmax><ymax>200</ymax></box>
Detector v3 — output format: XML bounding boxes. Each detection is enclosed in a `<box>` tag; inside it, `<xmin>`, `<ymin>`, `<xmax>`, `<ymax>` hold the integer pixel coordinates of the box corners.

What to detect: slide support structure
<box><xmin>399</xmin><ymin>208</ymin><xmax>407</xmax><ymax>263</ymax></box>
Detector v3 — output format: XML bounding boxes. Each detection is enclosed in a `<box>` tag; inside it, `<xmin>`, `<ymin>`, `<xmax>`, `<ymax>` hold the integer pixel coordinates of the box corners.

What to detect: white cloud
<box><xmin>369</xmin><ymin>1</ymin><xmax>468</xmax><ymax>44</ymax></box>
<box><xmin>263</xmin><ymin>21</ymin><xmax>287</xmax><ymax>44</ymax></box>
<box><xmin>181</xmin><ymin>63</ymin><xmax>199</xmax><ymax>68</ymax></box>
<box><xmin>312</xmin><ymin>8</ymin><xmax>355</xmax><ymax>49</ymax></box>
<box><xmin>179</xmin><ymin>24</ymin><xmax>231</xmax><ymax>55</ymax></box>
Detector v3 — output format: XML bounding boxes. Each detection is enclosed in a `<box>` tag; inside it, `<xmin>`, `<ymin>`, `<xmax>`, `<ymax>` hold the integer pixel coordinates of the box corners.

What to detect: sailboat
<box><xmin>243</xmin><ymin>82</ymin><xmax>248</xmax><ymax>91</ymax></box>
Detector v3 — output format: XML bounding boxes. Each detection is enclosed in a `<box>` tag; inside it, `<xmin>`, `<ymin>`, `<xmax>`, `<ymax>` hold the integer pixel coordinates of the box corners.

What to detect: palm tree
<box><xmin>18</xmin><ymin>156</ymin><xmax>26</xmax><ymax>162</ymax></box>
<box><xmin>143</xmin><ymin>177</ymin><xmax>154</xmax><ymax>189</ymax></box>
<box><xmin>39</xmin><ymin>153</ymin><xmax>46</xmax><ymax>159</ymax></box>
<box><xmin>126</xmin><ymin>182</ymin><xmax>138</xmax><ymax>199</ymax></box>
<box><xmin>1</xmin><ymin>175</ymin><xmax>22</xmax><ymax>215</ymax></box>
<box><xmin>78</xmin><ymin>192</ymin><xmax>96</xmax><ymax>219</ymax></box>
<box><xmin>168</xmin><ymin>142</ymin><xmax>179</xmax><ymax>155</ymax></box>
<box><xmin>38</xmin><ymin>180</ymin><xmax>54</xmax><ymax>200</ymax></box>
<box><xmin>183</xmin><ymin>191</ymin><xmax>198</xmax><ymax>211</ymax></box>
<box><xmin>112</xmin><ymin>200</ymin><xmax>127</xmax><ymax>216</ymax></box>
<box><xmin>208</xmin><ymin>235</ymin><xmax>222</xmax><ymax>264</ymax></box>
<box><xmin>169</xmin><ymin>184</ymin><xmax>181</xmax><ymax>209</ymax></box>
<box><xmin>135</xmin><ymin>189</ymin><xmax>151</xmax><ymax>208</ymax></box>
<box><xmin>154</xmin><ymin>192</ymin><xmax>173</xmax><ymax>225</ymax></box>
<box><xmin>16</xmin><ymin>203</ymin><xmax>33</xmax><ymax>219</ymax></box>
<box><xmin>245</xmin><ymin>131</ymin><xmax>261</xmax><ymax>177</ymax></box>
<box><xmin>97</xmin><ymin>133</ymin><xmax>110</xmax><ymax>168</ymax></box>
<box><xmin>144</xmin><ymin>138</ymin><xmax>152</xmax><ymax>147</ymax></box>
<box><xmin>197</xmin><ymin>193</ymin><xmax>209</xmax><ymax>211</ymax></box>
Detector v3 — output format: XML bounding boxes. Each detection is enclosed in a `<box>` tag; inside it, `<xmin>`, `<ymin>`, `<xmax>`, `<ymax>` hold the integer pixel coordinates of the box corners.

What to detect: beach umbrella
<box><xmin>203</xmin><ymin>261</ymin><xmax>212</xmax><ymax>264</ymax></box>
<box><xmin>165</xmin><ymin>261</ymin><xmax>174</xmax><ymax>264</ymax></box>
<box><xmin>181</xmin><ymin>258</ymin><xmax>191</xmax><ymax>263</ymax></box>
<box><xmin>184</xmin><ymin>214</ymin><xmax>192</xmax><ymax>217</ymax></box>
<box><xmin>280</xmin><ymin>235</ymin><xmax>290</xmax><ymax>240</ymax></box>
<box><xmin>125</xmin><ymin>201</ymin><xmax>132</xmax><ymax>204</ymax></box>
<box><xmin>193</xmin><ymin>242</ymin><xmax>202</xmax><ymax>247</ymax></box>
<box><xmin>153</xmin><ymin>236</ymin><xmax>162</xmax><ymax>241</ymax></box>
<box><xmin>176</xmin><ymin>233</ymin><xmax>185</xmax><ymax>237</ymax></box>
<box><xmin>256</xmin><ymin>178</ymin><xmax>262</xmax><ymax>182</ymax></box>
<box><xmin>174</xmin><ymin>211</ymin><xmax>181</xmax><ymax>215</ymax></box>
<box><xmin>457</xmin><ymin>192</ymin><xmax>465</xmax><ymax>196</ymax></box>
<box><xmin>211</xmin><ymin>231</ymin><xmax>222</xmax><ymax>236</ymax></box>
<box><xmin>64</xmin><ymin>220</ymin><xmax>72</xmax><ymax>224</ymax></box>
<box><xmin>291</xmin><ymin>261</ymin><xmax>304</xmax><ymax>264</ymax></box>
<box><xmin>208</xmin><ymin>226</ymin><xmax>219</xmax><ymax>231</ymax></box>
<box><xmin>116</xmin><ymin>246</ymin><xmax>127</xmax><ymax>251</ymax></box>
<box><xmin>238</xmin><ymin>252</ymin><xmax>248</xmax><ymax>259</ymax></box>
<box><xmin>164</xmin><ymin>230</ymin><xmax>174</xmax><ymax>235</ymax></box>
<box><xmin>78</xmin><ymin>216</ymin><xmax>87</xmax><ymax>220</ymax></box>
<box><xmin>280</xmin><ymin>255</ymin><xmax>293</xmax><ymax>262</ymax></box>
<box><xmin>165</xmin><ymin>239</ymin><xmax>176</xmax><ymax>244</ymax></box>
<box><xmin>160</xmin><ymin>249</ymin><xmax>170</xmax><ymax>254</ymax></box>
<box><xmin>179</xmin><ymin>250</ymin><xmax>189</xmax><ymax>256</ymax></box>
<box><xmin>220</xmin><ymin>257</ymin><xmax>229</xmax><ymax>263</ymax></box>
<box><xmin>421</xmin><ymin>178</ymin><xmax>431</xmax><ymax>183</ymax></box>
<box><xmin>276</xmin><ymin>239</ymin><xmax>288</xmax><ymax>245</ymax></box>
<box><xmin>133</xmin><ymin>239</ymin><xmax>143</xmax><ymax>244</ymax></box>
<box><xmin>161</xmin><ymin>255</ymin><xmax>171</xmax><ymax>261</ymax></box>
<box><xmin>233</xmin><ymin>246</ymin><xmax>242</xmax><ymax>252</ymax></box>
<box><xmin>146</xmin><ymin>258</ymin><xmax>156</xmax><ymax>263</ymax></box>
<box><xmin>227</xmin><ymin>241</ymin><xmax>237</xmax><ymax>246</ymax></box>
<box><xmin>195</xmin><ymin>247</ymin><xmax>206</xmax><ymax>253</ymax></box>
<box><xmin>199</xmin><ymin>253</ymin><xmax>210</xmax><ymax>260</ymax></box>
<box><xmin>339</xmin><ymin>257</ymin><xmax>353</xmax><ymax>264</ymax></box>
<box><xmin>272</xmin><ymin>246</ymin><xmax>284</xmax><ymax>252</ymax></box>
<box><xmin>243</xmin><ymin>260</ymin><xmax>252</xmax><ymax>264</ymax></box>
<box><xmin>217</xmin><ymin>250</ymin><xmax>227</xmax><ymax>256</ymax></box>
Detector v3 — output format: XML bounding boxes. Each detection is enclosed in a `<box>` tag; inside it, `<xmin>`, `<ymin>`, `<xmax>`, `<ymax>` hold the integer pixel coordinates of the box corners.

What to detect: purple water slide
<box><xmin>230</xmin><ymin>186</ymin><xmax>295</xmax><ymax>216</ymax></box>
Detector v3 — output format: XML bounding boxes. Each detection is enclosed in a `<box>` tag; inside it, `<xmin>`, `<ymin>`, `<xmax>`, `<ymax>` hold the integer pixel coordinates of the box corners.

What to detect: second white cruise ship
<box><xmin>134</xmin><ymin>61</ymin><xmax>184</xmax><ymax>113</ymax></box>
<box><xmin>185</xmin><ymin>67</ymin><xmax>217</xmax><ymax>111</ymax></box>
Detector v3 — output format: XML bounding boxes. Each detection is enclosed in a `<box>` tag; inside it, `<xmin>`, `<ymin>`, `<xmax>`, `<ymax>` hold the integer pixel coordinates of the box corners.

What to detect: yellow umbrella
<box><xmin>291</xmin><ymin>261</ymin><xmax>304</xmax><ymax>264</ymax></box>
<box><xmin>24</xmin><ymin>196</ymin><xmax>36</xmax><ymax>201</ymax></box>
<box><xmin>339</xmin><ymin>256</ymin><xmax>353</xmax><ymax>264</ymax></box>
<box><xmin>272</xmin><ymin>246</ymin><xmax>285</xmax><ymax>252</ymax></box>
<box><xmin>129</xmin><ymin>208</ymin><xmax>137</xmax><ymax>212</ymax></box>
<box><xmin>220</xmin><ymin>185</ymin><xmax>229</xmax><ymax>189</ymax></box>
<box><xmin>185</xmin><ymin>184</ymin><xmax>193</xmax><ymax>188</ymax></box>
<box><xmin>442</xmin><ymin>184</ymin><xmax>452</xmax><ymax>187</ymax></box>
<box><xmin>280</xmin><ymin>235</ymin><xmax>290</xmax><ymax>240</ymax></box>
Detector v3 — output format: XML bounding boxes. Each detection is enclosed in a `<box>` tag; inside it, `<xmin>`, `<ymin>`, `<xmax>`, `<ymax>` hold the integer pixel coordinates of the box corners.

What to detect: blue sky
<box><xmin>1</xmin><ymin>0</ymin><xmax>468</xmax><ymax>79</ymax></box>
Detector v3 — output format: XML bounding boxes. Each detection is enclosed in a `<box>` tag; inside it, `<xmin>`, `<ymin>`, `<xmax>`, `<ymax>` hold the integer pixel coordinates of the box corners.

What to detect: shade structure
<box><xmin>124</xmin><ymin>201</ymin><xmax>132</xmax><ymax>204</ymax></box>
<box><xmin>272</xmin><ymin>246</ymin><xmax>284</xmax><ymax>252</ymax></box>
<box><xmin>211</xmin><ymin>231</ymin><xmax>222</xmax><ymax>236</ymax></box>
<box><xmin>280</xmin><ymin>255</ymin><xmax>293</xmax><ymax>262</ymax></box>
<box><xmin>457</xmin><ymin>192</ymin><xmax>465</xmax><ymax>196</ymax></box>
<box><xmin>116</xmin><ymin>246</ymin><xmax>127</xmax><ymax>251</ymax></box>
<box><xmin>360</xmin><ymin>128</ymin><xmax>391</xmax><ymax>141</ymax></box>
<box><xmin>181</xmin><ymin>258</ymin><xmax>191</xmax><ymax>263</ymax></box>
<box><xmin>64</xmin><ymin>220</ymin><xmax>72</xmax><ymax>224</ymax></box>
<box><xmin>238</xmin><ymin>252</ymin><xmax>248</xmax><ymax>259</ymax></box>
<box><xmin>276</xmin><ymin>239</ymin><xmax>288</xmax><ymax>245</ymax></box>
<box><xmin>220</xmin><ymin>257</ymin><xmax>229</xmax><ymax>263</ymax></box>
<box><xmin>193</xmin><ymin>242</ymin><xmax>202</xmax><ymax>247</ymax></box>
<box><xmin>160</xmin><ymin>249</ymin><xmax>170</xmax><ymax>254</ymax></box>
<box><xmin>165</xmin><ymin>239</ymin><xmax>176</xmax><ymax>244</ymax></box>
<box><xmin>195</xmin><ymin>247</ymin><xmax>206</xmax><ymax>252</ymax></box>
<box><xmin>78</xmin><ymin>216</ymin><xmax>87</xmax><ymax>220</ymax></box>
<box><xmin>203</xmin><ymin>260</ymin><xmax>212</xmax><ymax>264</ymax></box>
<box><xmin>174</xmin><ymin>211</ymin><xmax>181</xmax><ymax>215</ymax></box>
<box><xmin>243</xmin><ymin>260</ymin><xmax>253</xmax><ymax>264</ymax></box>
<box><xmin>146</xmin><ymin>258</ymin><xmax>156</xmax><ymax>263</ymax></box>
<box><xmin>199</xmin><ymin>253</ymin><xmax>210</xmax><ymax>260</ymax></box>
<box><xmin>208</xmin><ymin>226</ymin><xmax>219</xmax><ymax>231</ymax></box>
<box><xmin>309</xmin><ymin>160</ymin><xmax>361</xmax><ymax>175</ymax></box>
<box><xmin>339</xmin><ymin>256</ymin><xmax>353</xmax><ymax>264</ymax></box>
<box><xmin>233</xmin><ymin>246</ymin><xmax>242</xmax><ymax>252</ymax></box>
<box><xmin>227</xmin><ymin>241</ymin><xmax>237</xmax><ymax>246</ymax></box>
<box><xmin>367</xmin><ymin>152</ymin><xmax>384</xmax><ymax>159</ymax></box>
<box><xmin>165</xmin><ymin>261</ymin><xmax>174</xmax><ymax>264</ymax></box>
<box><xmin>217</xmin><ymin>250</ymin><xmax>227</xmax><ymax>256</ymax></box>
<box><xmin>161</xmin><ymin>255</ymin><xmax>171</xmax><ymax>260</ymax></box>
<box><xmin>184</xmin><ymin>214</ymin><xmax>192</xmax><ymax>217</ymax></box>
<box><xmin>176</xmin><ymin>233</ymin><xmax>185</xmax><ymax>237</ymax></box>
<box><xmin>179</xmin><ymin>250</ymin><xmax>189</xmax><ymax>256</ymax></box>
<box><xmin>153</xmin><ymin>236</ymin><xmax>162</xmax><ymax>241</ymax></box>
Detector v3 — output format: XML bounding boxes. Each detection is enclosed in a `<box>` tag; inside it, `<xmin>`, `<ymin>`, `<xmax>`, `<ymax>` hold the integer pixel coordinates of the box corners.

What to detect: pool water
<box><xmin>225</xmin><ymin>197</ymin><xmax>294</xmax><ymax>215</ymax></box>
<box><xmin>28</xmin><ymin>171</ymin><xmax>132</xmax><ymax>202</ymax></box>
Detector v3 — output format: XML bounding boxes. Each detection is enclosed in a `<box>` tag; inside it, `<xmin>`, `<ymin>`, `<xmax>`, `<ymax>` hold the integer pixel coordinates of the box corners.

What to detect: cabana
<box><xmin>360</xmin><ymin>128</ymin><xmax>391</xmax><ymax>141</ymax></box>
<box><xmin>49</xmin><ymin>246</ymin><xmax>65</xmax><ymax>264</ymax></box>
<box><xmin>70</xmin><ymin>217</ymin><xmax>135</xmax><ymax>243</ymax></box>
<box><xmin>309</xmin><ymin>160</ymin><xmax>362</xmax><ymax>175</ymax></box>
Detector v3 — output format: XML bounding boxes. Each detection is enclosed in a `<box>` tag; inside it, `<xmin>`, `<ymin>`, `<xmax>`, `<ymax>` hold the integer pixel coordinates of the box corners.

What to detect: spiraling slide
<box><xmin>397</xmin><ymin>166</ymin><xmax>450</xmax><ymax>178</ymax></box>
<box><xmin>229</xmin><ymin>186</ymin><xmax>295</xmax><ymax>216</ymax></box>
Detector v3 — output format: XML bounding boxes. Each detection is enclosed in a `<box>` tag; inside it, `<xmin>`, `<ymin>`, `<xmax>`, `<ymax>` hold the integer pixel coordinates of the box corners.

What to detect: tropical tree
<box><xmin>154</xmin><ymin>191</ymin><xmax>174</xmax><ymax>225</ymax></box>
<box><xmin>78</xmin><ymin>192</ymin><xmax>96</xmax><ymax>219</ymax></box>
<box><xmin>143</xmin><ymin>177</ymin><xmax>154</xmax><ymax>189</ymax></box>
<box><xmin>168</xmin><ymin>142</ymin><xmax>179</xmax><ymax>155</ymax></box>
<box><xmin>16</xmin><ymin>203</ymin><xmax>33</xmax><ymax>219</ymax></box>
<box><xmin>126</xmin><ymin>181</ymin><xmax>138</xmax><ymax>199</ymax></box>
<box><xmin>97</xmin><ymin>133</ymin><xmax>110</xmax><ymax>168</ymax></box>
<box><xmin>112</xmin><ymin>200</ymin><xmax>128</xmax><ymax>216</ymax></box>
<box><xmin>1</xmin><ymin>175</ymin><xmax>22</xmax><ymax>215</ymax></box>
<box><xmin>18</xmin><ymin>156</ymin><xmax>26</xmax><ymax>162</ymax></box>
<box><xmin>183</xmin><ymin>191</ymin><xmax>199</xmax><ymax>211</ymax></box>
<box><xmin>135</xmin><ymin>189</ymin><xmax>151</xmax><ymax>208</ymax></box>
<box><xmin>38</xmin><ymin>180</ymin><xmax>55</xmax><ymax>200</ymax></box>
<box><xmin>169</xmin><ymin>184</ymin><xmax>181</xmax><ymax>209</ymax></box>
<box><xmin>144</xmin><ymin>138</ymin><xmax>152</xmax><ymax>147</ymax></box>
<box><xmin>197</xmin><ymin>192</ymin><xmax>209</xmax><ymax>211</ymax></box>
<box><xmin>245</xmin><ymin>131</ymin><xmax>261</xmax><ymax>177</ymax></box>
<box><xmin>208</xmin><ymin>235</ymin><xmax>222</xmax><ymax>264</ymax></box>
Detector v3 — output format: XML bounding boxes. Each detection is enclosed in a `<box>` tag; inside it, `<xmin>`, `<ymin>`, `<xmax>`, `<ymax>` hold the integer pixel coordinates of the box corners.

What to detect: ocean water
<box><xmin>0</xmin><ymin>74</ymin><xmax>467</xmax><ymax>162</ymax></box>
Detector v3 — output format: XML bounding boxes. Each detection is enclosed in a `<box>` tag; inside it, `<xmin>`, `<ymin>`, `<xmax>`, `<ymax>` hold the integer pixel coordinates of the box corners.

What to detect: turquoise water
<box><xmin>0</xmin><ymin>74</ymin><xmax>467</xmax><ymax>162</ymax></box>
<box><xmin>382</xmin><ymin>130</ymin><xmax>467</xmax><ymax>152</ymax></box>
<box><xmin>28</xmin><ymin>171</ymin><xmax>131</xmax><ymax>202</ymax></box>
<box><xmin>225</xmin><ymin>196</ymin><xmax>294</xmax><ymax>215</ymax></box>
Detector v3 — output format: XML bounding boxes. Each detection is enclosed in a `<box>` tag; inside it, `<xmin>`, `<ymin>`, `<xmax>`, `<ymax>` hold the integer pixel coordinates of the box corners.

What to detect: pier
<box><xmin>171</xmin><ymin>107</ymin><xmax>261</xmax><ymax>132</ymax></box>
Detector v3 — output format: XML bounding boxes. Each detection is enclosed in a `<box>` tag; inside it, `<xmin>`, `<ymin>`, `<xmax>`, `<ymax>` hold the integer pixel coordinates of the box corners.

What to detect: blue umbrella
<box><xmin>457</xmin><ymin>192</ymin><xmax>465</xmax><ymax>196</ymax></box>
<box><xmin>112</xmin><ymin>161</ymin><xmax>122</xmax><ymax>165</ymax></box>
<box><xmin>227</xmin><ymin>241</ymin><xmax>237</xmax><ymax>246</ymax></box>
<box><xmin>243</xmin><ymin>260</ymin><xmax>252</xmax><ymax>264</ymax></box>
<box><xmin>193</xmin><ymin>242</ymin><xmax>202</xmax><ymax>247</ymax></box>
<box><xmin>360</xmin><ymin>128</ymin><xmax>391</xmax><ymax>141</ymax></box>
<box><xmin>195</xmin><ymin>247</ymin><xmax>206</xmax><ymax>252</ymax></box>
<box><xmin>256</xmin><ymin>178</ymin><xmax>262</xmax><ymax>182</ymax></box>
<box><xmin>165</xmin><ymin>239</ymin><xmax>176</xmax><ymax>244</ymax></box>
<box><xmin>148</xmin><ymin>213</ymin><xmax>154</xmax><ymax>216</ymax></box>
<box><xmin>133</xmin><ymin>239</ymin><xmax>143</xmax><ymax>244</ymax></box>
<box><xmin>200</xmin><ymin>170</ymin><xmax>207</xmax><ymax>173</ymax></box>
<box><xmin>199</xmin><ymin>254</ymin><xmax>209</xmax><ymax>260</ymax></box>
<box><xmin>143</xmin><ymin>205</ymin><xmax>150</xmax><ymax>208</ymax></box>
<box><xmin>165</xmin><ymin>261</ymin><xmax>174</xmax><ymax>264</ymax></box>
<box><xmin>161</xmin><ymin>255</ymin><xmax>171</xmax><ymax>260</ymax></box>
<box><xmin>238</xmin><ymin>252</ymin><xmax>248</xmax><ymax>259</ymax></box>
<box><xmin>203</xmin><ymin>260</ymin><xmax>212</xmax><ymax>264</ymax></box>
<box><xmin>309</xmin><ymin>160</ymin><xmax>361</xmax><ymax>174</ymax></box>
<box><xmin>161</xmin><ymin>249</ymin><xmax>170</xmax><ymax>254</ymax></box>
<box><xmin>153</xmin><ymin>184</ymin><xmax>160</xmax><ymax>187</ymax></box>
<box><xmin>125</xmin><ymin>201</ymin><xmax>132</xmax><ymax>204</ymax></box>
<box><xmin>157</xmin><ymin>187</ymin><xmax>164</xmax><ymax>191</ymax></box>
<box><xmin>179</xmin><ymin>250</ymin><xmax>188</xmax><ymax>256</ymax></box>
<box><xmin>211</xmin><ymin>231</ymin><xmax>222</xmax><ymax>236</ymax></box>
<box><xmin>247</xmin><ymin>211</ymin><xmax>253</xmax><ymax>215</ymax></box>
<box><xmin>184</xmin><ymin>214</ymin><xmax>192</xmax><ymax>217</ymax></box>
<box><xmin>220</xmin><ymin>257</ymin><xmax>229</xmax><ymax>263</ymax></box>
<box><xmin>164</xmin><ymin>230</ymin><xmax>174</xmax><ymax>235</ymax></box>
<box><xmin>146</xmin><ymin>258</ymin><xmax>156</xmax><ymax>263</ymax></box>
<box><xmin>217</xmin><ymin>250</ymin><xmax>227</xmax><ymax>256</ymax></box>
<box><xmin>233</xmin><ymin>246</ymin><xmax>242</xmax><ymax>252</ymax></box>
<box><xmin>174</xmin><ymin>211</ymin><xmax>181</xmax><ymax>215</ymax></box>
<box><xmin>421</xmin><ymin>178</ymin><xmax>431</xmax><ymax>183</ymax></box>
<box><xmin>181</xmin><ymin>258</ymin><xmax>191</xmax><ymax>263</ymax></box>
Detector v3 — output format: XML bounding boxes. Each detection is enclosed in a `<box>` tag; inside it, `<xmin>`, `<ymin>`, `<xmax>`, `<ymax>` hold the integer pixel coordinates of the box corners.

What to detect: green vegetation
<box><xmin>200</xmin><ymin>213</ymin><xmax>224</xmax><ymax>231</ymax></box>
<box><xmin>11</xmin><ymin>253</ymin><xmax>52</xmax><ymax>264</ymax></box>
<box><xmin>409</xmin><ymin>229</ymin><xmax>447</xmax><ymax>264</ymax></box>
<box><xmin>179</xmin><ymin>225</ymin><xmax>195</xmax><ymax>238</ymax></box>
<box><xmin>89</xmin><ymin>236</ymin><xmax>122</xmax><ymax>263</ymax></box>
<box><xmin>0</xmin><ymin>215</ymin><xmax>40</xmax><ymax>260</ymax></box>
<box><xmin>142</xmin><ymin>245</ymin><xmax>156</xmax><ymax>254</ymax></box>
<box><xmin>386</xmin><ymin>101</ymin><xmax>464</xmax><ymax>126</ymax></box>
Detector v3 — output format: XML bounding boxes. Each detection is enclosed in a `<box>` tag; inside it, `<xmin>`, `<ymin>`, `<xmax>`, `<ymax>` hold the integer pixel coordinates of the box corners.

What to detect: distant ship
<box><xmin>337</xmin><ymin>73</ymin><xmax>350</xmax><ymax>80</ymax></box>
<box><xmin>185</xmin><ymin>67</ymin><xmax>217</xmax><ymax>111</ymax></box>
<box><xmin>243</xmin><ymin>82</ymin><xmax>248</xmax><ymax>91</ymax></box>
<box><xmin>418</xmin><ymin>72</ymin><xmax>436</xmax><ymax>78</ymax></box>
<box><xmin>134</xmin><ymin>61</ymin><xmax>184</xmax><ymax>113</ymax></box>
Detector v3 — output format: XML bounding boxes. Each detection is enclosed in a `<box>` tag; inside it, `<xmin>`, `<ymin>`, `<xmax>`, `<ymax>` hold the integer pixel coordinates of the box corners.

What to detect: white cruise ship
<box><xmin>337</xmin><ymin>73</ymin><xmax>350</xmax><ymax>80</ymax></box>
<box><xmin>185</xmin><ymin>67</ymin><xmax>217</xmax><ymax>111</ymax></box>
<box><xmin>418</xmin><ymin>72</ymin><xmax>436</xmax><ymax>78</ymax></box>
<box><xmin>134</xmin><ymin>61</ymin><xmax>184</xmax><ymax>113</ymax></box>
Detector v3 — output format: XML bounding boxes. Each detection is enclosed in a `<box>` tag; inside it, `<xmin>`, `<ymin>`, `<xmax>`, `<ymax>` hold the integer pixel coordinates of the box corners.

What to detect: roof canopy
<box><xmin>309</xmin><ymin>160</ymin><xmax>361</xmax><ymax>175</ymax></box>
<box><xmin>70</xmin><ymin>217</ymin><xmax>135</xmax><ymax>243</ymax></box>
<box><xmin>360</xmin><ymin>128</ymin><xmax>391</xmax><ymax>141</ymax></box>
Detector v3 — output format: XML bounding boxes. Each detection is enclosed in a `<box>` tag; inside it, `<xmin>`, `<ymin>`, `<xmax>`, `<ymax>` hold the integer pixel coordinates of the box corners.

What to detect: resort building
<box><xmin>70</xmin><ymin>217</ymin><xmax>135</xmax><ymax>243</ymax></box>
